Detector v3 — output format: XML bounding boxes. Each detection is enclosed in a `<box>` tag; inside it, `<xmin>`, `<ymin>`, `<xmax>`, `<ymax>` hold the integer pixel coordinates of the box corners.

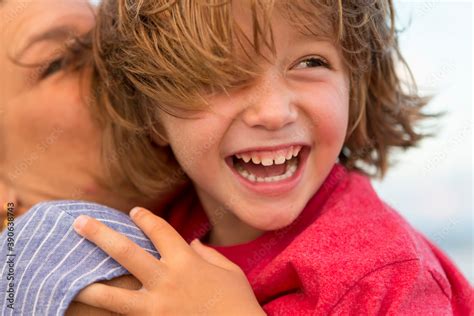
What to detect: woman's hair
<box><xmin>90</xmin><ymin>0</ymin><xmax>437</xmax><ymax>199</ymax></box>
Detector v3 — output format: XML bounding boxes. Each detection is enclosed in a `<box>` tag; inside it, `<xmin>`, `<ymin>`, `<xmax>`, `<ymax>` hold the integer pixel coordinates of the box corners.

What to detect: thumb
<box><xmin>190</xmin><ymin>239</ymin><xmax>240</xmax><ymax>271</ymax></box>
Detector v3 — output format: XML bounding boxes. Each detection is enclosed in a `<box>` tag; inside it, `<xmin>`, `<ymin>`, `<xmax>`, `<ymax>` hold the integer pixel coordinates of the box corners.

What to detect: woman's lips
<box><xmin>225</xmin><ymin>146</ymin><xmax>310</xmax><ymax>196</ymax></box>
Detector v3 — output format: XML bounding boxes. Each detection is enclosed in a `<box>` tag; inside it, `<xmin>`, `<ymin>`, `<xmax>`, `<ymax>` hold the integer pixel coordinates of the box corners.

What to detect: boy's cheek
<box><xmin>162</xmin><ymin>119</ymin><xmax>222</xmax><ymax>168</ymax></box>
<box><xmin>306</xmin><ymin>93</ymin><xmax>349</xmax><ymax>146</ymax></box>
<box><xmin>306</xmin><ymin>113</ymin><xmax>347</xmax><ymax>149</ymax></box>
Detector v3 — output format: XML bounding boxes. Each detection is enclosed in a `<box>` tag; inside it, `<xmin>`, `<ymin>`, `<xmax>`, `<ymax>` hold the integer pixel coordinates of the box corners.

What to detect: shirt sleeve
<box><xmin>0</xmin><ymin>200</ymin><xmax>160</xmax><ymax>316</ymax></box>
<box><xmin>329</xmin><ymin>258</ymin><xmax>454</xmax><ymax>315</ymax></box>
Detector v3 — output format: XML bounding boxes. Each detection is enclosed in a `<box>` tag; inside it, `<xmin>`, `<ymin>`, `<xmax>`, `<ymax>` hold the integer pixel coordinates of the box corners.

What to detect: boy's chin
<box><xmin>240</xmin><ymin>205</ymin><xmax>304</xmax><ymax>231</ymax></box>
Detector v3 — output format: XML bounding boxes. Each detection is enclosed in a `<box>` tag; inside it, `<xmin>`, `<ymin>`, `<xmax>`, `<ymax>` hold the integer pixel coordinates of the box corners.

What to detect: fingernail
<box><xmin>129</xmin><ymin>207</ymin><xmax>142</xmax><ymax>218</ymax></box>
<box><xmin>73</xmin><ymin>215</ymin><xmax>89</xmax><ymax>232</ymax></box>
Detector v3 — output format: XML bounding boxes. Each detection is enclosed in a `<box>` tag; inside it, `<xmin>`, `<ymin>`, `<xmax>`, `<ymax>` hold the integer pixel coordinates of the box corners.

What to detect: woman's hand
<box><xmin>72</xmin><ymin>207</ymin><xmax>265</xmax><ymax>316</ymax></box>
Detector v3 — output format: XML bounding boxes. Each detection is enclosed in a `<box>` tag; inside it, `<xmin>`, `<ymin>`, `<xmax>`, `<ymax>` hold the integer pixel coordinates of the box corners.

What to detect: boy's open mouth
<box><xmin>225</xmin><ymin>145</ymin><xmax>309</xmax><ymax>185</ymax></box>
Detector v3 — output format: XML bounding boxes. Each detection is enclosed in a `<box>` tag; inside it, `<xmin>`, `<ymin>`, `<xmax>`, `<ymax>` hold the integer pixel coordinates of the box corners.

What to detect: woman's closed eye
<box><xmin>39</xmin><ymin>57</ymin><xmax>65</xmax><ymax>79</ymax></box>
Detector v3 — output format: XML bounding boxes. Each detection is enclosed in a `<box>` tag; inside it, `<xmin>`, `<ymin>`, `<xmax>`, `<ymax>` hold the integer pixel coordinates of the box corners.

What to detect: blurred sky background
<box><xmin>372</xmin><ymin>0</ymin><xmax>472</xmax><ymax>283</ymax></box>
<box><xmin>89</xmin><ymin>0</ymin><xmax>473</xmax><ymax>283</ymax></box>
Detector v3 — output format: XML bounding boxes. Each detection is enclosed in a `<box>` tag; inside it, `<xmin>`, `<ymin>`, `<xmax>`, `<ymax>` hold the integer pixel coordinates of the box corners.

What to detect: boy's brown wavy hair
<box><xmin>89</xmin><ymin>0</ymin><xmax>436</xmax><ymax>200</ymax></box>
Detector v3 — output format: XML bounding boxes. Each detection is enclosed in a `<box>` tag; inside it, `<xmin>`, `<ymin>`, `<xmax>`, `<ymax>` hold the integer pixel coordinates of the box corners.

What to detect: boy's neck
<box><xmin>196</xmin><ymin>190</ymin><xmax>264</xmax><ymax>247</ymax></box>
<box><xmin>208</xmin><ymin>217</ymin><xmax>264</xmax><ymax>246</ymax></box>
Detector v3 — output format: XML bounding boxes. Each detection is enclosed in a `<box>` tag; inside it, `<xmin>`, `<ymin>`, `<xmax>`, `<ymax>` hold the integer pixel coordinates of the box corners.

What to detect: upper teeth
<box><xmin>235</xmin><ymin>145</ymin><xmax>302</xmax><ymax>166</ymax></box>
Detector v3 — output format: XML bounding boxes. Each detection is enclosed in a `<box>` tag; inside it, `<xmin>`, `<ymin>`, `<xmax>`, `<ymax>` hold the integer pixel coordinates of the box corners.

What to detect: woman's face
<box><xmin>0</xmin><ymin>0</ymin><xmax>139</xmax><ymax>212</ymax></box>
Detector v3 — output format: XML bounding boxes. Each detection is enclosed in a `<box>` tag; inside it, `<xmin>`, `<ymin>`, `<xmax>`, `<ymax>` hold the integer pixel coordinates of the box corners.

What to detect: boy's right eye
<box><xmin>292</xmin><ymin>56</ymin><xmax>330</xmax><ymax>70</ymax></box>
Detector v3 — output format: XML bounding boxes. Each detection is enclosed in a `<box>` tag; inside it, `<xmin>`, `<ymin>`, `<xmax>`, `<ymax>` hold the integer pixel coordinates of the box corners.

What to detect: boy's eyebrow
<box><xmin>293</xmin><ymin>31</ymin><xmax>330</xmax><ymax>43</ymax></box>
<box><xmin>15</xmin><ymin>24</ymin><xmax>78</xmax><ymax>59</ymax></box>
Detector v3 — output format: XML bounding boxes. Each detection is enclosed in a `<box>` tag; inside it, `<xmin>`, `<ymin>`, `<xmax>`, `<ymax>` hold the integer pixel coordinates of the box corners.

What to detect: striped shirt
<box><xmin>0</xmin><ymin>201</ymin><xmax>160</xmax><ymax>316</ymax></box>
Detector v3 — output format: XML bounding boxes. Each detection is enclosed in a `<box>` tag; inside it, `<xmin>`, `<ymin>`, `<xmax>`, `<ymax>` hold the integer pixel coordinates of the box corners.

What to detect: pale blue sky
<box><xmin>372</xmin><ymin>1</ymin><xmax>472</xmax><ymax>282</ymax></box>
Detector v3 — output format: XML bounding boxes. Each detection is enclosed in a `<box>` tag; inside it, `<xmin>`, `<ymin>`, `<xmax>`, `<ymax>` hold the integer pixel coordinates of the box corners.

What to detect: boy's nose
<box><xmin>240</xmin><ymin>73</ymin><xmax>298</xmax><ymax>131</ymax></box>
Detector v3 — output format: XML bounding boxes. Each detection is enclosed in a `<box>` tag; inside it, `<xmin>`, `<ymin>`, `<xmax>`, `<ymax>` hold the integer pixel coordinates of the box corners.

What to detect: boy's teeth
<box><xmin>261</xmin><ymin>155</ymin><xmax>286</xmax><ymax>166</ymax></box>
<box><xmin>234</xmin><ymin>145</ymin><xmax>303</xmax><ymax>166</ymax></box>
<box><xmin>274</xmin><ymin>155</ymin><xmax>286</xmax><ymax>165</ymax></box>
<box><xmin>251</xmin><ymin>156</ymin><xmax>261</xmax><ymax>164</ymax></box>
<box><xmin>292</xmin><ymin>146</ymin><xmax>301</xmax><ymax>157</ymax></box>
<box><xmin>261</xmin><ymin>158</ymin><xmax>273</xmax><ymax>166</ymax></box>
<box><xmin>235</xmin><ymin>158</ymin><xmax>298</xmax><ymax>183</ymax></box>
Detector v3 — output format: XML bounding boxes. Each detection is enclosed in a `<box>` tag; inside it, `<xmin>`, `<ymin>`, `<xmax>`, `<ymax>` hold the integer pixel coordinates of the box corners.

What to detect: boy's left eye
<box><xmin>292</xmin><ymin>57</ymin><xmax>330</xmax><ymax>70</ymax></box>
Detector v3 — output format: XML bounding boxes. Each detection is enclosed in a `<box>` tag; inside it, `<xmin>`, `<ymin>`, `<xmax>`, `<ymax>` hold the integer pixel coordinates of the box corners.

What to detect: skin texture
<box><xmin>158</xmin><ymin>3</ymin><xmax>350</xmax><ymax>246</ymax></box>
<box><xmin>0</xmin><ymin>1</ymin><xmax>147</xmax><ymax>314</ymax></box>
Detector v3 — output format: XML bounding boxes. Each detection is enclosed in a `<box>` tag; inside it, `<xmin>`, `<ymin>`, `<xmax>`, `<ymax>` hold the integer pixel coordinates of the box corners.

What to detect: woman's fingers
<box><xmin>73</xmin><ymin>215</ymin><xmax>163</xmax><ymax>287</ymax></box>
<box><xmin>130</xmin><ymin>207</ymin><xmax>192</xmax><ymax>259</ymax></box>
<box><xmin>74</xmin><ymin>282</ymin><xmax>146</xmax><ymax>314</ymax></box>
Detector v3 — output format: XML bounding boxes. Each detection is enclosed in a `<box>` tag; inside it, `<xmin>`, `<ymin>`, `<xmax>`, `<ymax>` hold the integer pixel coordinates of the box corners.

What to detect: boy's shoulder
<box><xmin>310</xmin><ymin>168</ymin><xmax>430</xmax><ymax>263</ymax></box>
<box><xmin>281</xmin><ymin>165</ymin><xmax>435</xmax><ymax>269</ymax></box>
<box><xmin>284</xmin><ymin>169</ymin><xmax>456</xmax><ymax>306</ymax></box>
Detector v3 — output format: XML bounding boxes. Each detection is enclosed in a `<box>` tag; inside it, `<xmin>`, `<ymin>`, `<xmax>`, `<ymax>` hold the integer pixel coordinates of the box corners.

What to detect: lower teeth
<box><xmin>235</xmin><ymin>158</ymin><xmax>298</xmax><ymax>183</ymax></box>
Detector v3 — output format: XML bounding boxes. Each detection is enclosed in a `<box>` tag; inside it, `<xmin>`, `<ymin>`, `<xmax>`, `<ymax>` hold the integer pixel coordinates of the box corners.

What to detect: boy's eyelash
<box><xmin>293</xmin><ymin>56</ymin><xmax>331</xmax><ymax>70</ymax></box>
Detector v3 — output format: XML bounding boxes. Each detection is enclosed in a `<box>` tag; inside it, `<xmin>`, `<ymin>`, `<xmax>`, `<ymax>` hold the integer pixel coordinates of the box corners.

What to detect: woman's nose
<box><xmin>240</xmin><ymin>72</ymin><xmax>298</xmax><ymax>131</ymax></box>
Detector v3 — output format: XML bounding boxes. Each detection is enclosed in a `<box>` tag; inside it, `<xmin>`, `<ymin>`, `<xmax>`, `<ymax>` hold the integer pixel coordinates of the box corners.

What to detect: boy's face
<box><xmin>159</xmin><ymin>4</ymin><xmax>349</xmax><ymax>236</ymax></box>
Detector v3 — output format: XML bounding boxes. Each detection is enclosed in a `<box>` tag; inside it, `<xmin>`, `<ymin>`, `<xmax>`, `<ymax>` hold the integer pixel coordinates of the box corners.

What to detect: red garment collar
<box><xmin>163</xmin><ymin>163</ymin><xmax>348</xmax><ymax>273</ymax></box>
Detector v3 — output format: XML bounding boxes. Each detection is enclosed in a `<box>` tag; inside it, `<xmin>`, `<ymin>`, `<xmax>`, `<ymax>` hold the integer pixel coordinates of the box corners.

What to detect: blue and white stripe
<box><xmin>0</xmin><ymin>201</ymin><xmax>160</xmax><ymax>315</ymax></box>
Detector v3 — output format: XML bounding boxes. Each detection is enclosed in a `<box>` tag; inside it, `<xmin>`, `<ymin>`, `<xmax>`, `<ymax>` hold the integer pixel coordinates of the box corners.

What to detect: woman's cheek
<box><xmin>40</xmin><ymin>76</ymin><xmax>96</xmax><ymax>131</ymax></box>
<box><xmin>3</xmin><ymin>77</ymin><xmax>101</xmax><ymax>173</ymax></box>
<box><xmin>10</xmin><ymin>74</ymin><xmax>89</xmax><ymax>130</ymax></box>
<box><xmin>4</xmin><ymin>93</ymin><xmax>61</xmax><ymax>162</ymax></box>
